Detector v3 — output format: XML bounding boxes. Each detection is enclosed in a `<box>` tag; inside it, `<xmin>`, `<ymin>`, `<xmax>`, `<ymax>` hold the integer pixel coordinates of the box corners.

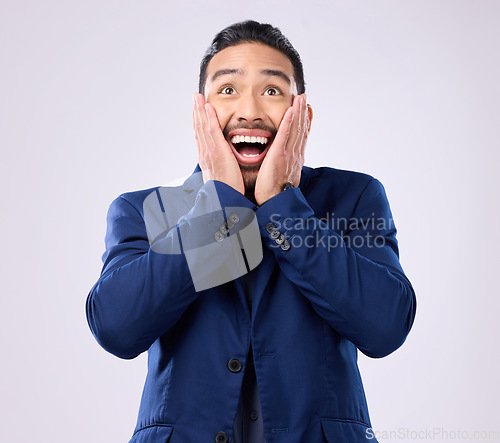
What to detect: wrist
<box><xmin>255</xmin><ymin>182</ymin><xmax>295</xmax><ymax>206</ymax></box>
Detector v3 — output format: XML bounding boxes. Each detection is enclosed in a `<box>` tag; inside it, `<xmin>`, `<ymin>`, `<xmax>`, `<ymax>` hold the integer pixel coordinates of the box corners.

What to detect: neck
<box><xmin>245</xmin><ymin>190</ymin><xmax>257</xmax><ymax>205</ymax></box>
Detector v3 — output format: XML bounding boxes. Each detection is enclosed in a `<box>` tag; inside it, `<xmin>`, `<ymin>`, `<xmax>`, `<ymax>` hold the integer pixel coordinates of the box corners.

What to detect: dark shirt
<box><xmin>232</xmin><ymin>271</ymin><xmax>266</xmax><ymax>442</ymax></box>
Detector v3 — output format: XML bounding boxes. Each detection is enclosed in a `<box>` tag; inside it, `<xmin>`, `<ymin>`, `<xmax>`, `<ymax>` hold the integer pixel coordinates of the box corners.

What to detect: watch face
<box><xmin>283</xmin><ymin>182</ymin><xmax>294</xmax><ymax>191</ymax></box>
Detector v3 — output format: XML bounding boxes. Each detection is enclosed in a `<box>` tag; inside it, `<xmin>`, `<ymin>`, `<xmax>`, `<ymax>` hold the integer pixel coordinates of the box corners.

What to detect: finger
<box><xmin>193</xmin><ymin>93</ymin><xmax>208</xmax><ymax>133</ymax></box>
<box><xmin>204</xmin><ymin>102</ymin><xmax>230</xmax><ymax>150</ymax></box>
<box><xmin>297</xmin><ymin>94</ymin><xmax>309</xmax><ymax>155</ymax></box>
<box><xmin>193</xmin><ymin>94</ymin><xmax>218</xmax><ymax>181</ymax></box>
<box><xmin>271</xmin><ymin>106</ymin><xmax>295</xmax><ymax>155</ymax></box>
<box><xmin>284</xmin><ymin>95</ymin><xmax>307</xmax><ymax>180</ymax></box>
<box><xmin>286</xmin><ymin>94</ymin><xmax>304</xmax><ymax>153</ymax></box>
<box><xmin>290</xmin><ymin>94</ymin><xmax>307</xmax><ymax>156</ymax></box>
<box><xmin>295</xmin><ymin>95</ymin><xmax>305</xmax><ymax>152</ymax></box>
<box><xmin>193</xmin><ymin>93</ymin><xmax>209</xmax><ymax>155</ymax></box>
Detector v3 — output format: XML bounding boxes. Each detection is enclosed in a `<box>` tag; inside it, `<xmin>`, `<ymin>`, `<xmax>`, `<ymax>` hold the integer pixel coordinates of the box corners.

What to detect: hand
<box><xmin>254</xmin><ymin>94</ymin><xmax>311</xmax><ymax>205</ymax></box>
<box><xmin>193</xmin><ymin>93</ymin><xmax>245</xmax><ymax>195</ymax></box>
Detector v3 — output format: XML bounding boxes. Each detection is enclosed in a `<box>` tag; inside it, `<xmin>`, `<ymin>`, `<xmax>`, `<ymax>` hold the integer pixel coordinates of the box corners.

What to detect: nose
<box><xmin>235</xmin><ymin>93</ymin><xmax>264</xmax><ymax>123</ymax></box>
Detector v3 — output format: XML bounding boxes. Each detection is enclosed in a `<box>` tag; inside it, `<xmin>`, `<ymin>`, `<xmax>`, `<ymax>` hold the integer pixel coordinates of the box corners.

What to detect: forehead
<box><xmin>206</xmin><ymin>42</ymin><xmax>295</xmax><ymax>81</ymax></box>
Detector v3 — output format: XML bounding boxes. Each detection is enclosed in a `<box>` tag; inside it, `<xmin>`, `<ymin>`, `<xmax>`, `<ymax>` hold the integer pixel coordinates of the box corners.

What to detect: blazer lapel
<box><xmin>181</xmin><ymin>168</ymin><xmax>204</xmax><ymax>212</ymax></box>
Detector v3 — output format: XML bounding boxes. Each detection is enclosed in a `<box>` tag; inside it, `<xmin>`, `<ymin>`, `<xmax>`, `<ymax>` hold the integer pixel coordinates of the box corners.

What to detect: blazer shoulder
<box><xmin>112</xmin><ymin>171</ymin><xmax>201</xmax><ymax>215</ymax></box>
<box><xmin>302</xmin><ymin>165</ymin><xmax>377</xmax><ymax>193</ymax></box>
<box><xmin>111</xmin><ymin>187</ymin><xmax>160</xmax><ymax>219</ymax></box>
<box><xmin>300</xmin><ymin>166</ymin><xmax>387</xmax><ymax>218</ymax></box>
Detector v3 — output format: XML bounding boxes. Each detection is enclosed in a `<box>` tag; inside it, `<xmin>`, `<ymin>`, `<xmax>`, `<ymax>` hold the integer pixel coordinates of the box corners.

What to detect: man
<box><xmin>87</xmin><ymin>20</ymin><xmax>416</xmax><ymax>443</ymax></box>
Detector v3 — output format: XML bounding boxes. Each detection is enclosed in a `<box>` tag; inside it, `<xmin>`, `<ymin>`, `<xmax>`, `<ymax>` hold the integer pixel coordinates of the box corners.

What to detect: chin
<box><xmin>240</xmin><ymin>164</ymin><xmax>259</xmax><ymax>195</ymax></box>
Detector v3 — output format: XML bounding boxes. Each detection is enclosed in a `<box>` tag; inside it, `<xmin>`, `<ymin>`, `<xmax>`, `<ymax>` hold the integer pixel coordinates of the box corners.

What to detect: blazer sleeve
<box><xmin>254</xmin><ymin>178</ymin><xmax>417</xmax><ymax>358</ymax></box>
<box><xmin>86</xmin><ymin>182</ymin><xmax>256</xmax><ymax>359</ymax></box>
<box><xmin>86</xmin><ymin>194</ymin><xmax>198</xmax><ymax>359</ymax></box>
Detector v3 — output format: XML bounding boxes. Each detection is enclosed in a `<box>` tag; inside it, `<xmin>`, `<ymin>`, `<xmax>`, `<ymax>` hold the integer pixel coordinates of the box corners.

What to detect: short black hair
<box><xmin>199</xmin><ymin>20</ymin><xmax>305</xmax><ymax>95</ymax></box>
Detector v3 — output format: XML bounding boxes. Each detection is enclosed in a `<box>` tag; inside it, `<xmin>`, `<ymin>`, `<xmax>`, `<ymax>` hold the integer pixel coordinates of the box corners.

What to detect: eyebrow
<box><xmin>261</xmin><ymin>69</ymin><xmax>291</xmax><ymax>85</ymax></box>
<box><xmin>210</xmin><ymin>68</ymin><xmax>291</xmax><ymax>85</ymax></box>
<box><xmin>211</xmin><ymin>68</ymin><xmax>243</xmax><ymax>82</ymax></box>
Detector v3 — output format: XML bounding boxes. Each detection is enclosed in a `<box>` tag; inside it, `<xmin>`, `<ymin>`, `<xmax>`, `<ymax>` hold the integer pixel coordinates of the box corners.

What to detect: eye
<box><xmin>219</xmin><ymin>85</ymin><xmax>236</xmax><ymax>95</ymax></box>
<box><xmin>264</xmin><ymin>87</ymin><xmax>282</xmax><ymax>96</ymax></box>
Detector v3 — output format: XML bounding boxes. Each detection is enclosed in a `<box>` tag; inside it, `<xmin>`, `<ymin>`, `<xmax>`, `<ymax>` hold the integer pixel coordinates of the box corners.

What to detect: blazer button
<box><xmin>275</xmin><ymin>233</ymin><xmax>285</xmax><ymax>245</ymax></box>
<box><xmin>280</xmin><ymin>239</ymin><xmax>291</xmax><ymax>251</ymax></box>
<box><xmin>229</xmin><ymin>213</ymin><xmax>240</xmax><ymax>224</ymax></box>
<box><xmin>250</xmin><ymin>410</ymin><xmax>259</xmax><ymax>421</ymax></box>
<box><xmin>270</xmin><ymin>229</ymin><xmax>280</xmax><ymax>240</ymax></box>
<box><xmin>265</xmin><ymin>222</ymin><xmax>276</xmax><ymax>234</ymax></box>
<box><xmin>227</xmin><ymin>358</ymin><xmax>243</xmax><ymax>373</ymax></box>
<box><xmin>215</xmin><ymin>431</ymin><xmax>228</xmax><ymax>442</ymax></box>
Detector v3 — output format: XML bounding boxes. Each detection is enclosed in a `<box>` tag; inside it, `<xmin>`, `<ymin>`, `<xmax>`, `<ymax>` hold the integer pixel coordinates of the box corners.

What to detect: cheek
<box><xmin>269</xmin><ymin>105</ymin><xmax>291</xmax><ymax>129</ymax></box>
<box><xmin>210</xmin><ymin>103</ymin><xmax>231</xmax><ymax>130</ymax></box>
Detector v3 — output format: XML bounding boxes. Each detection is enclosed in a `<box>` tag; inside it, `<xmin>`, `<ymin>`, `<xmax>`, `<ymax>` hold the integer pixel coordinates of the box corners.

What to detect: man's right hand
<box><xmin>193</xmin><ymin>93</ymin><xmax>245</xmax><ymax>195</ymax></box>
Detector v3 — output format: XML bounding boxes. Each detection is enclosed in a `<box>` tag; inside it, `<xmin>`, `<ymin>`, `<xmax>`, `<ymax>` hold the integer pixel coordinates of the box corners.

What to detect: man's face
<box><xmin>204</xmin><ymin>42</ymin><xmax>298</xmax><ymax>193</ymax></box>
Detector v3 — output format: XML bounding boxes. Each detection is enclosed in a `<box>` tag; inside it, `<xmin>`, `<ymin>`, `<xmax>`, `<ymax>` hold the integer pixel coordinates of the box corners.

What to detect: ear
<box><xmin>306</xmin><ymin>104</ymin><xmax>313</xmax><ymax>133</ymax></box>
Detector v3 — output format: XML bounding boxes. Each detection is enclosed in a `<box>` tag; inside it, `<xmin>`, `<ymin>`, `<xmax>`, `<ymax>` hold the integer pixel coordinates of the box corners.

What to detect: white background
<box><xmin>1</xmin><ymin>1</ymin><xmax>499</xmax><ymax>441</ymax></box>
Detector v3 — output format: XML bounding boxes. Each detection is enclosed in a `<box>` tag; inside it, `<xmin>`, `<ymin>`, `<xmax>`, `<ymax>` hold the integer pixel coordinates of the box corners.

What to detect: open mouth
<box><xmin>227</xmin><ymin>129</ymin><xmax>273</xmax><ymax>165</ymax></box>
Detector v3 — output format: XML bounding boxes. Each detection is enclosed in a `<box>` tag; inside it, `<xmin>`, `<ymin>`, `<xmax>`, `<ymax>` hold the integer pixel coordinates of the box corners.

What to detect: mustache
<box><xmin>223</xmin><ymin>122</ymin><xmax>277</xmax><ymax>139</ymax></box>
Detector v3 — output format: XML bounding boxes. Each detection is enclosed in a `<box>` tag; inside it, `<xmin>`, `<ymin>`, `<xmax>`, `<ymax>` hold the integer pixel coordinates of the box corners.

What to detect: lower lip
<box><xmin>229</xmin><ymin>141</ymin><xmax>271</xmax><ymax>165</ymax></box>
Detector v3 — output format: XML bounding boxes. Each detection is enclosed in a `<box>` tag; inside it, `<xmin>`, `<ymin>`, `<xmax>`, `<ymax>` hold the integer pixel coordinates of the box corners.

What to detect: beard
<box><xmin>240</xmin><ymin>164</ymin><xmax>260</xmax><ymax>194</ymax></box>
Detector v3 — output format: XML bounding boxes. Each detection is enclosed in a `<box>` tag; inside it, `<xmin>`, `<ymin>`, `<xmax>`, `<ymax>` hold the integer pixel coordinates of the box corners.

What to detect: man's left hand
<box><xmin>254</xmin><ymin>94</ymin><xmax>311</xmax><ymax>206</ymax></box>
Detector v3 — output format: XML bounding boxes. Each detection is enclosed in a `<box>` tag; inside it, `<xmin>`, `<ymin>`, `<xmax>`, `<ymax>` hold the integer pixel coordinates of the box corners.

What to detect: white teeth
<box><xmin>242</xmin><ymin>153</ymin><xmax>259</xmax><ymax>157</ymax></box>
<box><xmin>230</xmin><ymin>135</ymin><xmax>268</xmax><ymax>144</ymax></box>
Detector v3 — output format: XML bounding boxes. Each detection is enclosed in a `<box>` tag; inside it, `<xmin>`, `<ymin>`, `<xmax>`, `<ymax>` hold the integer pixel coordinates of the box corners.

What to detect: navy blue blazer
<box><xmin>86</xmin><ymin>165</ymin><xmax>416</xmax><ymax>442</ymax></box>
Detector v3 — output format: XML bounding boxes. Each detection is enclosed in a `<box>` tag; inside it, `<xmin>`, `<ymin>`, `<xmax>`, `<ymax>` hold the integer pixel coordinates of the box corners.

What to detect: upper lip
<box><xmin>227</xmin><ymin>128</ymin><xmax>273</xmax><ymax>139</ymax></box>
